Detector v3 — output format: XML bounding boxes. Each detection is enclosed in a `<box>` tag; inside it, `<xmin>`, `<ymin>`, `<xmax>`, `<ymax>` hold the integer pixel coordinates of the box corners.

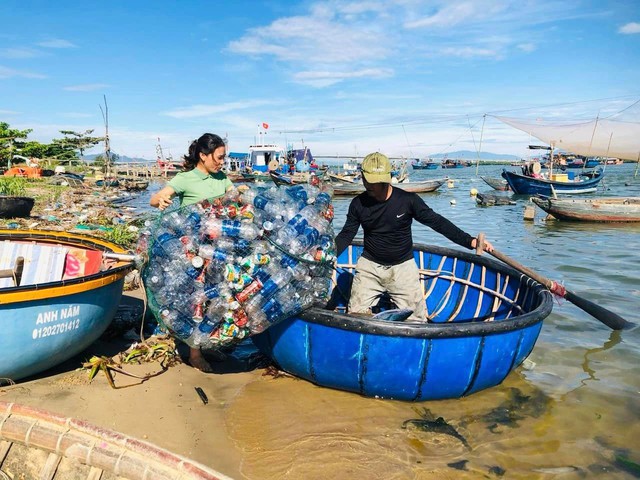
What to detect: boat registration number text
<box><xmin>32</xmin><ymin>319</ymin><xmax>81</xmax><ymax>339</ymax></box>
<box><xmin>31</xmin><ymin>305</ymin><xmax>82</xmax><ymax>340</ymax></box>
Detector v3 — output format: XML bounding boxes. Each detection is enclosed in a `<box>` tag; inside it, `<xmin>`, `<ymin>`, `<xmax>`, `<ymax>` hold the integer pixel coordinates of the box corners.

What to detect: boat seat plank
<box><xmin>0</xmin><ymin>241</ymin><xmax>68</xmax><ymax>288</ymax></box>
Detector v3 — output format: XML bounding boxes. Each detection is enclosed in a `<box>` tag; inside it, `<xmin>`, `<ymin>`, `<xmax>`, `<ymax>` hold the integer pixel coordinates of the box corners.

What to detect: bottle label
<box><xmin>235</xmin><ymin>278</ymin><xmax>263</xmax><ymax>303</ymax></box>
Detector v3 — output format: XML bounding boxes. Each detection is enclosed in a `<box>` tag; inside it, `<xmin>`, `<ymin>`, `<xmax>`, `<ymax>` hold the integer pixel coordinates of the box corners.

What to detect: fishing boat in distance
<box><xmin>253</xmin><ymin>241</ymin><xmax>552</xmax><ymax>401</ymax></box>
<box><xmin>411</xmin><ymin>158</ymin><xmax>438</xmax><ymax>170</ymax></box>
<box><xmin>441</xmin><ymin>159</ymin><xmax>468</xmax><ymax>168</ymax></box>
<box><xmin>331</xmin><ymin>178</ymin><xmax>446</xmax><ymax>195</ymax></box>
<box><xmin>531</xmin><ymin>196</ymin><xmax>640</xmax><ymax>222</ymax></box>
<box><xmin>0</xmin><ymin>229</ymin><xmax>135</xmax><ymax>383</ymax></box>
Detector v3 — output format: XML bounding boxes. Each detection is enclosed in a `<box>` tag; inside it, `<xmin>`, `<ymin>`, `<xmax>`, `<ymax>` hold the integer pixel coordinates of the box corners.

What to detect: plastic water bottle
<box><xmin>159</xmin><ymin>211</ymin><xmax>185</xmax><ymax>234</ymax></box>
<box><xmin>280</xmin><ymin>254</ymin><xmax>310</xmax><ymax>280</ymax></box>
<box><xmin>203</xmin><ymin>218</ymin><xmax>260</xmax><ymax>241</ymax></box>
<box><xmin>260</xmin><ymin>268</ymin><xmax>292</xmax><ymax>298</ymax></box>
<box><xmin>289</xmin><ymin>224</ymin><xmax>320</xmax><ymax>255</ymax></box>
<box><xmin>244</xmin><ymin>190</ymin><xmax>283</xmax><ymax>218</ymax></box>
<box><xmin>160</xmin><ymin>309</ymin><xmax>195</xmax><ymax>339</ymax></box>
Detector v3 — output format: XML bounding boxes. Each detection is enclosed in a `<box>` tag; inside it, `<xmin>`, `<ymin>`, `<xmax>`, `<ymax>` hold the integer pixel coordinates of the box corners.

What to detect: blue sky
<box><xmin>1</xmin><ymin>0</ymin><xmax>639</xmax><ymax>161</ymax></box>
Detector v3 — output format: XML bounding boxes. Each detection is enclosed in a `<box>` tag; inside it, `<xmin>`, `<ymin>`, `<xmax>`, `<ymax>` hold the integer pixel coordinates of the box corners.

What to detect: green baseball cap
<box><xmin>361</xmin><ymin>152</ymin><xmax>391</xmax><ymax>183</ymax></box>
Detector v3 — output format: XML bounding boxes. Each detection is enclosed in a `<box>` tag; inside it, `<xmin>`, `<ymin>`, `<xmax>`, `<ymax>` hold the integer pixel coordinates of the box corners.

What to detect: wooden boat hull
<box><xmin>253</xmin><ymin>242</ymin><xmax>552</xmax><ymax>401</ymax></box>
<box><xmin>0</xmin><ymin>402</ymin><xmax>230</xmax><ymax>480</ymax></box>
<box><xmin>333</xmin><ymin>179</ymin><xmax>445</xmax><ymax>195</ymax></box>
<box><xmin>531</xmin><ymin>196</ymin><xmax>640</xmax><ymax>222</ymax></box>
<box><xmin>0</xmin><ymin>230</ymin><xmax>134</xmax><ymax>382</ymax></box>
<box><xmin>480</xmin><ymin>176</ymin><xmax>510</xmax><ymax>191</ymax></box>
<box><xmin>0</xmin><ymin>196</ymin><xmax>35</xmax><ymax>218</ymax></box>
<box><xmin>501</xmin><ymin>169</ymin><xmax>604</xmax><ymax>195</ymax></box>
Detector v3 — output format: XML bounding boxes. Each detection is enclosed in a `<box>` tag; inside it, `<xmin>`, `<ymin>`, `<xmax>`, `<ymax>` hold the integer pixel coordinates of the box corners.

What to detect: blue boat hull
<box><xmin>0</xmin><ymin>280</ymin><xmax>125</xmax><ymax>381</ymax></box>
<box><xmin>0</xmin><ymin>230</ymin><xmax>134</xmax><ymax>382</ymax></box>
<box><xmin>254</xmin><ymin>243</ymin><xmax>552</xmax><ymax>401</ymax></box>
<box><xmin>501</xmin><ymin>169</ymin><xmax>604</xmax><ymax>195</ymax></box>
<box><xmin>412</xmin><ymin>164</ymin><xmax>438</xmax><ymax>170</ymax></box>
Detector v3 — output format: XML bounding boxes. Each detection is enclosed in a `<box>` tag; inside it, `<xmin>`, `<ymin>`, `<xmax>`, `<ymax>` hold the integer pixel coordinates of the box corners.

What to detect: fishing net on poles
<box><xmin>138</xmin><ymin>181</ymin><xmax>336</xmax><ymax>349</ymax></box>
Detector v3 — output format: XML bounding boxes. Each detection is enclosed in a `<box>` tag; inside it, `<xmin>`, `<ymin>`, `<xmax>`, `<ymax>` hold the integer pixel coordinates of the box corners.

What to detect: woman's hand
<box><xmin>155</xmin><ymin>193</ymin><xmax>173</xmax><ymax>210</ymax></box>
<box><xmin>150</xmin><ymin>186</ymin><xmax>176</xmax><ymax>211</ymax></box>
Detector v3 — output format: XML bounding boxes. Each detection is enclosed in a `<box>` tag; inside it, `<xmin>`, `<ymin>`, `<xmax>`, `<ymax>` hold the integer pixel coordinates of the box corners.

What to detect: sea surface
<box><xmin>132</xmin><ymin>163</ymin><xmax>640</xmax><ymax>479</ymax></box>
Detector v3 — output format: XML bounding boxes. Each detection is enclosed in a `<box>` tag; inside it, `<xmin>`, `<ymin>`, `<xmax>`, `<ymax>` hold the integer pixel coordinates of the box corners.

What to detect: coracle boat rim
<box><xmin>300</xmin><ymin>241</ymin><xmax>554</xmax><ymax>339</ymax></box>
<box><xmin>0</xmin><ymin>229</ymin><xmax>133</xmax><ymax>297</ymax></box>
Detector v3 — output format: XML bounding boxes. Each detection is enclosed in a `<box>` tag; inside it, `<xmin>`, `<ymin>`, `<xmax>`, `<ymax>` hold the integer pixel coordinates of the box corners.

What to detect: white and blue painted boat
<box><xmin>501</xmin><ymin>168</ymin><xmax>604</xmax><ymax>195</ymax></box>
<box><xmin>253</xmin><ymin>241</ymin><xmax>553</xmax><ymax>401</ymax></box>
<box><xmin>0</xmin><ymin>229</ymin><xmax>135</xmax><ymax>383</ymax></box>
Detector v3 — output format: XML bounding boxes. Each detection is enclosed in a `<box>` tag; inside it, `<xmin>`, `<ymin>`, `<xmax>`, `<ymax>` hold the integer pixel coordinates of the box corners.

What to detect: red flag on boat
<box><xmin>262</xmin><ymin>122</ymin><xmax>269</xmax><ymax>129</ymax></box>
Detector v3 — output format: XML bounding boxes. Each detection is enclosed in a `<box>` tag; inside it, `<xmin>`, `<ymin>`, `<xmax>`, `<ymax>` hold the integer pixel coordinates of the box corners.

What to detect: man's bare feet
<box><xmin>188</xmin><ymin>348</ymin><xmax>213</xmax><ymax>373</ymax></box>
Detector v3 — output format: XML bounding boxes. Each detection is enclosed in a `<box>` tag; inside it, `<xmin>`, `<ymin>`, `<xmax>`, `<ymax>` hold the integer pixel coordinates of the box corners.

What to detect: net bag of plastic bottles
<box><xmin>139</xmin><ymin>181</ymin><xmax>336</xmax><ymax>349</ymax></box>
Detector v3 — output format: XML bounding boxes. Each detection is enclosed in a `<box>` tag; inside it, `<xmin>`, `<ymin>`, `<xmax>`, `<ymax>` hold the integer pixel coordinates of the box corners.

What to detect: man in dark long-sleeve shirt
<box><xmin>334</xmin><ymin>152</ymin><xmax>493</xmax><ymax>321</ymax></box>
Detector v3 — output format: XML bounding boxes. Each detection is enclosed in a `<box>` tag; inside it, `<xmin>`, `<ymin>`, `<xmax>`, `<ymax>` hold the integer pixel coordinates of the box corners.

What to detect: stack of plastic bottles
<box><xmin>140</xmin><ymin>181</ymin><xmax>336</xmax><ymax>349</ymax></box>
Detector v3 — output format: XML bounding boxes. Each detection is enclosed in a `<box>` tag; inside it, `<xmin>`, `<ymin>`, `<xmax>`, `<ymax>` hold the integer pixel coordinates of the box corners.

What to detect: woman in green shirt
<box><xmin>150</xmin><ymin>133</ymin><xmax>234</xmax><ymax>372</ymax></box>
<box><xmin>150</xmin><ymin>133</ymin><xmax>232</xmax><ymax>210</ymax></box>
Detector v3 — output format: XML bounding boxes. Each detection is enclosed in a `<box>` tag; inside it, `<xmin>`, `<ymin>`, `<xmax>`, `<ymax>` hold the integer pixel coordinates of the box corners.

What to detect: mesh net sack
<box><xmin>139</xmin><ymin>181</ymin><xmax>336</xmax><ymax>349</ymax></box>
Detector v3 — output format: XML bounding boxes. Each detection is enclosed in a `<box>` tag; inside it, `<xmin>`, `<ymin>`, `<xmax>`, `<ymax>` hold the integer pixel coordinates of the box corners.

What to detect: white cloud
<box><xmin>0</xmin><ymin>65</ymin><xmax>47</xmax><ymax>79</ymax></box>
<box><xmin>293</xmin><ymin>68</ymin><xmax>394</xmax><ymax>87</ymax></box>
<box><xmin>517</xmin><ymin>43</ymin><xmax>536</xmax><ymax>52</ymax></box>
<box><xmin>404</xmin><ymin>2</ymin><xmax>489</xmax><ymax>29</ymax></box>
<box><xmin>36</xmin><ymin>39</ymin><xmax>77</xmax><ymax>48</ymax></box>
<box><xmin>64</xmin><ymin>83</ymin><xmax>110</xmax><ymax>92</ymax></box>
<box><xmin>0</xmin><ymin>109</ymin><xmax>19</xmax><ymax>115</ymax></box>
<box><xmin>162</xmin><ymin>100</ymin><xmax>278</xmax><ymax>119</ymax></box>
<box><xmin>228</xmin><ymin>14</ymin><xmax>387</xmax><ymax>64</ymax></box>
<box><xmin>225</xmin><ymin>0</ymin><xmax>581</xmax><ymax>86</ymax></box>
<box><xmin>437</xmin><ymin>46</ymin><xmax>498</xmax><ymax>58</ymax></box>
<box><xmin>0</xmin><ymin>47</ymin><xmax>39</xmax><ymax>59</ymax></box>
<box><xmin>619</xmin><ymin>22</ymin><xmax>640</xmax><ymax>34</ymax></box>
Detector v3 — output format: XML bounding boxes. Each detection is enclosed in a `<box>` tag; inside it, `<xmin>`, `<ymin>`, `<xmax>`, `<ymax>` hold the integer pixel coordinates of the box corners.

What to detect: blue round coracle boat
<box><xmin>0</xmin><ymin>229</ymin><xmax>135</xmax><ymax>383</ymax></box>
<box><xmin>253</xmin><ymin>241</ymin><xmax>553</xmax><ymax>401</ymax></box>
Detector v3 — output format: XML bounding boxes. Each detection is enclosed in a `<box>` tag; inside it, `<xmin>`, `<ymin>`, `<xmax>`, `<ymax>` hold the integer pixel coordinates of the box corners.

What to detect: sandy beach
<box><xmin>0</xmin><ymin>287</ymin><xmax>257</xmax><ymax>479</ymax></box>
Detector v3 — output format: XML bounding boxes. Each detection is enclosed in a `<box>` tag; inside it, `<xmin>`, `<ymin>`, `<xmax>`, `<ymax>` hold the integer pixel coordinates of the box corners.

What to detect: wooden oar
<box><xmin>476</xmin><ymin>233</ymin><xmax>634</xmax><ymax>331</ymax></box>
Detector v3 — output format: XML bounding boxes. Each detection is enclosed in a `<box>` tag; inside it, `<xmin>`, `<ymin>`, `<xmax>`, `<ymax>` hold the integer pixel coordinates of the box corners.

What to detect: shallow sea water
<box><xmin>136</xmin><ymin>164</ymin><xmax>640</xmax><ymax>479</ymax></box>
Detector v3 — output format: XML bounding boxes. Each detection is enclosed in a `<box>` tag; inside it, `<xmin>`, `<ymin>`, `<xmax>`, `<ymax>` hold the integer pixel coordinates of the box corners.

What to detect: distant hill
<box><xmin>429</xmin><ymin>150</ymin><xmax>519</xmax><ymax>161</ymax></box>
<box><xmin>83</xmin><ymin>153</ymin><xmax>152</xmax><ymax>163</ymax></box>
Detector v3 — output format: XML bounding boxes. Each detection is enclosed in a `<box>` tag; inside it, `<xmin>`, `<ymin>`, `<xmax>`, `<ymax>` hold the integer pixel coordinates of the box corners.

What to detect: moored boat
<box><xmin>253</xmin><ymin>241</ymin><xmax>552</xmax><ymax>401</ymax></box>
<box><xmin>332</xmin><ymin>179</ymin><xmax>445</xmax><ymax>195</ymax></box>
<box><xmin>122</xmin><ymin>178</ymin><xmax>149</xmax><ymax>191</ymax></box>
<box><xmin>441</xmin><ymin>159</ymin><xmax>470</xmax><ymax>168</ymax></box>
<box><xmin>0</xmin><ymin>229</ymin><xmax>135</xmax><ymax>383</ymax></box>
<box><xmin>480</xmin><ymin>176</ymin><xmax>510</xmax><ymax>191</ymax></box>
<box><xmin>411</xmin><ymin>159</ymin><xmax>438</xmax><ymax>170</ymax></box>
<box><xmin>531</xmin><ymin>196</ymin><xmax>640</xmax><ymax>222</ymax></box>
<box><xmin>501</xmin><ymin>168</ymin><xmax>604</xmax><ymax>195</ymax></box>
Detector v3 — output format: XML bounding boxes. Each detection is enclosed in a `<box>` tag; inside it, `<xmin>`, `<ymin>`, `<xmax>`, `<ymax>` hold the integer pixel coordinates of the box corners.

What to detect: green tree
<box><xmin>58</xmin><ymin>129</ymin><xmax>104</xmax><ymax>163</ymax></box>
<box><xmin>19</xmin><ymin>140</ymin><xmax>49</xmax><ymax>159</ymax></box>
<box><xmin>47</xmin><ymin>139</ymin><xmax>78</xmax><ymax>161</ymax></box>
<box><xmin>0</xmin><ymin>122</ymin><xmax>32</xmax><ymax>167</ymax></box>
